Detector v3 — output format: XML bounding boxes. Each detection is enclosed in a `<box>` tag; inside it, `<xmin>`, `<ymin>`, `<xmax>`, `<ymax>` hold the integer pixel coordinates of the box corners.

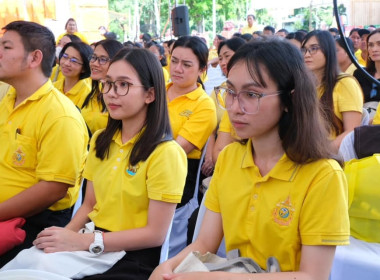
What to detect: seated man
<box><xmin>0</xmin><ymin>21</ymin><xmax>88</xmax><ymax>266</ymax></box>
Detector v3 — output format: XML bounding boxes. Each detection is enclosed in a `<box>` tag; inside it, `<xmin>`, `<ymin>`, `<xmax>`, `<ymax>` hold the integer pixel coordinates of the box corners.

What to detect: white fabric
<box><xmin>339</xmin><ymin>131</ymin><xmax>357</xmax><ymax>162</ymax></box>
<box><xmin>0</xmin><ymin>247</ymin><xmax>125</xmax><ymax>279</ymax></box>
<box><xmin>0</xmin><ymin>269</ymin><xmax>71</xmax><ymax>279</ymax></box>
<box><xmin>330</xmin><ymin>236</ymin><xmax>380</xmax><ymax>280</ymax></box>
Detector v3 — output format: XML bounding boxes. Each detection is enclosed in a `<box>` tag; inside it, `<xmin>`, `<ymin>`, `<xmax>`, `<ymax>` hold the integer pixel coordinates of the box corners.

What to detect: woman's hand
<box><xmin>149</xmin><ymin>261</ymin><xmax>176</xmax><ymax>280</ymax></box>
<box><xmin>201</xmin><ymin>156</ymin><xmax>214</xmax><ymax>176</ymax></box>
<box><xmin>33</xmin><ymin>226</ymin><xmax>92</xmax><ymax>253</ymax></box>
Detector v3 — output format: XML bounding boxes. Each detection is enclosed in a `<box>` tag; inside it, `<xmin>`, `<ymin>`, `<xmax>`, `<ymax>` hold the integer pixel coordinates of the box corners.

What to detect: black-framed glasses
<box><xmin>300</xmin><ymin>45</ymin><xmax>321</xmax><ymax>56</ymax></box>
<box><xmin>89</xmin><ymin>54</ymin><xmax>110</xmax><ymax>65</ymax></box>
<box><xmin>100</xmin><ymin>79</ymin><xmax>145</xmax><ymax>96</ymax></box>
<box><xmin>60</xmin><ymin>53</ymin><xmax>83</xmax><ymax>66</ymax></box>
<box><xmin>214</xmin><ymin>86</ymin><xmax>283</xmax><ymax>114</ymax></box>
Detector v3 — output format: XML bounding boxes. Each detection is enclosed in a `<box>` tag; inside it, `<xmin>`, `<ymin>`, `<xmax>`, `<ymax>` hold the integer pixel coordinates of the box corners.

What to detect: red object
<box><xmin>0</xmin><ymin>217</ymin><xmax>26</xmax><ymax>255</ymax></box>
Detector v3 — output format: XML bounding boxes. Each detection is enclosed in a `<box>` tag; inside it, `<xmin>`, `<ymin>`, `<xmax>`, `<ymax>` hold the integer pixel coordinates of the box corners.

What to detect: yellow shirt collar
<box><xmin>241</xmin><ymin>139</ymin><xmax>300</xmax><ymax>182</ymax></box>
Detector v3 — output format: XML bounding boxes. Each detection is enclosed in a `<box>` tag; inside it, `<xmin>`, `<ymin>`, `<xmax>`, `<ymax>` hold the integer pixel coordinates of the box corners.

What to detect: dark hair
<box><xmin>263</xmin><ymin>26</ymin><xmax>275</xmax><ymax>35</ymax></box>
<box><xmin>64</xmin><ymin>18</ymin><xmax>76</xmax><ymax>30</ymax></box>
<box><xmin>336</xmin><ymin>36</ymin><xmax>354</xmax><ymax>54</ymax></box>
<box><xmin>81</xmin><ymin>39</ymin><xmax>123</xmax><ymax>110</ymax></box>
<box><xmin>216</xmin><ymin>35</ymin><xmax>226</xmax><ymax>41</ymax></box>
<box><xmin>302</xmin><ymin>30</ymin><xmax>342</xmax><ymax>135</ymax></box>
<box><xmin>217</xmin><ymin>37</ymin><xmax>246</xmax><ymax>55</ymax></box>
<box><xmin>59</xmin><ymin>42</ymin><xmax>93</xmax><ymax>80</ymax></box>
<box><xmin>166</xmin><ymin>39</ymin><xmax>175</xmax><ymax>48</ymax></box>
<box><xmin>227</xmin><ymin>39</ymin><xmax>334</xmax><ymax>163</ymax></box>
<box><xmin>60</xmin><ymin>34</ymin><xmax>82</xmax><ymax>43</ymax></box>
<box><xmin>349</xmin><ymin>28</ymin><xmax>360</xmax><ymax>36</ymax></box>
<box><xmin>329</xmin><ymin>27</ymin><xmax>339</xmax><ymax>34</ymax></box>
<box><xmin>286</xmin><ymin>31</ymin><xmax>306</xmax><ymax>44</ymax></box>
<box><xmin>247</xmin><ymin>14</ymin><xmax>256</xmax><ymax>21</ymax></box>
<box><xmin>366</xmin><ymin>28</ymin><xmax>380</xmax><ymax>75</ymax></box>
<box><xmin>95</xmin><ymin>48</ymin><xmax>172</xmax><ymax>165</ymax></box>
<box><xmin>3</xmin><ymin>21</ymin><xmax>55</xmax><ymax>78</ymax></box>
<box><xmin>277</xmin><ymin>28</ymin><xmax>289</xmax><ymax>35</ymax></box>
<box><xmin>172</xmin><ymin>36</ymin><xmax>209</xmax><ymax>89</ymax></box>
<box><xmin>358</xmin><ymin>28</ymin><xmax>370</xmax><ymax>38</ymax></box>
<box><xmin>146</xmin><ymin>41</ymin><xmax>167</xmax><ymax>66</ymax></box>
<box><xmin>240</xmin><ymin>33</ymin><xmax>253</xmax><ymax>42</ymax></box>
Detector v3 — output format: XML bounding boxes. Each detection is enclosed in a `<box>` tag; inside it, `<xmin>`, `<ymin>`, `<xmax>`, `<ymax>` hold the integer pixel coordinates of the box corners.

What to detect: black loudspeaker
<box><xmin>171</xmin><ymin>5</ymin><xmax>189</xmax><ymax>37</ymax></box>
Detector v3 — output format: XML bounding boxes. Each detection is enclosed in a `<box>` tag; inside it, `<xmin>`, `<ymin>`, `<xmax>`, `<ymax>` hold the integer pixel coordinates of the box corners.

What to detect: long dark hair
<box><xmin>227</xmin><ymin>39</ymin><xmax>334</xmax><ymax>164</ymax></box>
<box><xmin>171</xmin><ymin>36</ymin><xmax>209</xmax><ymax>89</ymax></box>
<box><xmin>95</xmin><ymin>48</ymin><xmax>172</xmax><ymax>165</ymax></box>
<box><xmin>59</xmin><ymin>42</ymin><xmax>93</xmax><ymax>80</ymax></box>
<box><xmin>81</xmin><ymin>39</ymin><xmax>123</xmax><ymax>110</ymax></box>
<box><xmin>366</xmin><ymin>28</ymin><xmax>380</xmax><ymax>76</ymax></box>
<box><xmin>302</xmin><ymin>30</ymin><xmax>342</xmax><ymax>135</ymax></box>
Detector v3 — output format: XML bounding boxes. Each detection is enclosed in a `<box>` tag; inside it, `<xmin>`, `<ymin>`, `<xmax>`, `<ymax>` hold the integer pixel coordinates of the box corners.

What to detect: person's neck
<box><xmin>340</xmin><ymin>60</ymin><xmax>352</xmax><ymax>73</ymax></box>
<box><xmin>63</xmin><ymin>77</ymin><xmax>80</xmax><ymax>93</ymax></box>
<box><xmin>121</xmin><ymin>116</ymin><xmax>146</xmax><ymax>144</ymax></box>
<box><xmin>168</xmin><ymin>83</ymin><xmax>198</xmax><ymax>101</ymax></box>
<box><xmin>313</xmin><ymin>69</ymin><xmax>324</xmax><ymax>86</ymax></box>
<box><xmin>251</xmin><ymin>129</ymin><xmax>284</xmax><ymax>177</ymax></box>
<box><xmin>12</xmin><ymin>73</ymin><xmax>48</xmax><ymax>108</ymax></box>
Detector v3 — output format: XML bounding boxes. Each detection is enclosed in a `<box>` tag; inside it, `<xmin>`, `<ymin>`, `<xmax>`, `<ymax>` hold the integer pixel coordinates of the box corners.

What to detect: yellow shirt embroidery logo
<box><xmin>272</xmin><ymin>196</ymin><xmax>295</xmax><ymax>226</ymax></box>
<box><xmin>126</xmin><ymin>163</ymin><xmax>139</xmax><ymax>176</ymax></box>
<box><xmin>179</xmin><ymin>110</ymin><xmax>193</xmax><ymax>118</ymax></box>
<box><xmin>12</xmin><ymin>147</ymin><xmax>25</xmax><ymax>166</ymax></box>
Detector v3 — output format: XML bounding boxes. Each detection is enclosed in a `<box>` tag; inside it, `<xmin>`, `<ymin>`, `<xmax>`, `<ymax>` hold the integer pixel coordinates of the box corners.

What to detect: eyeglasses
<box><xmin>60</xmin><ymin>53</ymin><xmax>83</xmax><ymax>66</ymax></box>
<box><xmin>89</xmin><ymin>54</ymin><xmax>110</xmax><ymax>65</ymax></box>
<box><xmin>100</xmin><ymin>79</ymin><xmax>145</xmax><ymax>96</ymax></box>
<box><xmin>300</xmin><ymin>45</ymin><xmax>321</xmax><ymax>56</ymax></box>
<box><xmin>214</xmin><ymin>86</ymin><xmax>283</xmax><ymax>114</ymax></box>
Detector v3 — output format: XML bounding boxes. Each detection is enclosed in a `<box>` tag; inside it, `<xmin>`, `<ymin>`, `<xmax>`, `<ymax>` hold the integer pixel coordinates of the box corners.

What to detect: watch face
<box><xmin>92</xmin><ymin>246</ymin><xmax>103</xmax><ymax>254</ymax></box>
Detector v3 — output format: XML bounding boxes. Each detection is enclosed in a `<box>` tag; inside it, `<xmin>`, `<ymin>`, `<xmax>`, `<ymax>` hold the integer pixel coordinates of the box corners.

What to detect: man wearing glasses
<box><xmin>0</xmin><ymin>21</ymin><xmax>88</xmax><ymax>266</ymax></box>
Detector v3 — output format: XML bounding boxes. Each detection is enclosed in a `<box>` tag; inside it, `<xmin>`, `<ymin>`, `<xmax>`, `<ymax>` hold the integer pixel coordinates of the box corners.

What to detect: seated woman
<box><xmin>149</xmin><ymin>39</ymin><xmax>350</xmax><ymax>280</ymax></box>
<box><xmin>81</xmin><ymin>39</ymin><xmax>123</xmax><ymax>136</ymax></box>
<box><xmin>4</xmin><ymin>48</ymin><xmax>188</xmax><ymax>279</ymax></box>
<box><xmin>302</xmin><ymin>30</ymin><xmax>363</xmax><ymax>153</ymax></box>
<box><xmin>354</xmin><ymin>29</ymin><xmax>380</xmax><ymax>118</ymax></box>
<box><xmin>53</xmin><ymin>42</ymin><xmax>93</xmax><ymax>108</ymax></box>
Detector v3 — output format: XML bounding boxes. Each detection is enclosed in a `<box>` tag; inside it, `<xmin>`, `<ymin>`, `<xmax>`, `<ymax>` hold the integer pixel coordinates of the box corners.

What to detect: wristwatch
<box><xmin>89</xmin><ymin>230</ymin><xmax>104</xmax><ymax>255</ymax></box>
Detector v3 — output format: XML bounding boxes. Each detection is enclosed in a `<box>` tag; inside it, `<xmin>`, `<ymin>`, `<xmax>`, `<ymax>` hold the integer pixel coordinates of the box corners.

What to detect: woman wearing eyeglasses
<box><xmin>81</xmin><ymin>39</ymin><xmax>123</xmax><ymax>136</ymax></box>
<box><xmin>53</xmin><ymin>42</ymin><xmax>93</xmax><ymax>108</ymax></box>
<box><xmin>7</xmin><ymin>48</ymin><xmax>188</xmax><ymax>280</ymax></box>
<box><xmin>302</xmin><ymin>30</ymin><xmax>363</xmax><ymax>153</ymax></box>
<box><xmin>166</xmin><ymin>36</ymin><xmax>217</xmax><ymax>256</ymax></box>
<box><xmin>150</xmin><ymin>39</ymin><xmax>349</xmax><ymax>280</ymax></box>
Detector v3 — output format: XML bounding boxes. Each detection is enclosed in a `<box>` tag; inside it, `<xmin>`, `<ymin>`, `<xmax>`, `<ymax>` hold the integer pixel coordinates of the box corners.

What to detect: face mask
<box><xmin>56</xmin><ymin>46</ymin><xmax>63</xmax><ymax>59</ymax></box>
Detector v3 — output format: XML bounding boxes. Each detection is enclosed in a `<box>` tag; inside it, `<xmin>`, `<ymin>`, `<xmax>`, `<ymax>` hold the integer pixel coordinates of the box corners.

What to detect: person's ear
<box><xmin>29</xmin><ymin>50</ymin><xmax>43</xmax><ymax>70</ymax></box>
<box><xmin>145</xmin><ymin>87</ymin><xmax>155</xmax><ymax>104</ymax></box>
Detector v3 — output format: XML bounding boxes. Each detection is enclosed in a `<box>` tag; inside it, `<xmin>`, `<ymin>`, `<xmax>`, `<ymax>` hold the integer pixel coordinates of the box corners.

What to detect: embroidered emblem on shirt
<box><xmin>126</xmin><ymin>163</ymin><xmax>139</xmax><ymax>176</ymax></box>
<box><xmin>179</xmin><ymin>110</ymin><xmax>193</xmax><ymax>118</ymax></box>
<box><xmin>12</xmin><ymin>147</ymin><xmax>25</xmax><ymax>166</ymax></box>
<box><xmin>272</xmin><ymin>196</ymin><xmax>295</xmax><ymax>226</ymax></box>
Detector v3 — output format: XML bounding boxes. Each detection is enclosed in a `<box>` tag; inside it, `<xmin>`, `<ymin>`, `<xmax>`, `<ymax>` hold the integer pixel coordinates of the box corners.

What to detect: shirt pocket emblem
<box><xmin>272</xmin><ymin>196</ymin><xmax>295</xmax><ymax>226</ymax></box>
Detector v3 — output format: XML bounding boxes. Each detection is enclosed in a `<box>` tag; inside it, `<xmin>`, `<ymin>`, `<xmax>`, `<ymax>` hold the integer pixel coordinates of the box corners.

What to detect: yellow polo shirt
<box><xmin>83</xmin><ymin>129</ymin><xmax>187</xmax><ymax>232</ymax></box>
<box><xmin>167</xmin><ymin>83</ymin><xmax>217</xmax><ymax>159</ymax></box>
<box><xmin>54</xmin><ymin>78</ymin><xmax>92</xmax><ymax>108</ymax></box>
<box><xmin>345</xmin><ymin>63</ymin><xmax>357</xmax><ymax>76</ymax></box>
<box><xmin>373</xmin><ymin>103</ymin><xmax>380</xmax><ymax>124</ymax></box>
<box><xmin>318</xmin><ymin>76</ymin><xmax>363</xmax><ymax>135</ymax></box>
<box><xmin>241</xmin><ymin>25</ymin><xmax>257</xmax><ymax>34</ymax></box>
<box><xmin>163</xmin><ymin>67</ymin><xmax>170</xmax><ymax>86</ymax></box>
<box><xmin>50</xmin><ymin>65</ymin><xmax>64</xmax><ymax>83</ymax></box>
<box><xmin>355</xmin><ymin>49</ymin><xmax>366</xmax><ymax>67</ymax></box>
<box><xmin>205</xmin><ymin>140</ymin><xmax>350</xmax><ymax>272</ymax></box>
<box><xmin>56</xmin><ymin>32</ymin><xmax>89</xmax><ymax>45</ymax></box>
<box><xmin>0</xmin><ymin>80</ymin><xmax>89</xmax><ymax>211</ymax></box>
<box><xmin>0</xmin><ymin>82</ymin><xmax>11</xmax><ymax>102</ymax></box>
<box><xmin>81</xmin><ymin>93</ymin><xmax>109</xmax><ymax>135</ymax></box>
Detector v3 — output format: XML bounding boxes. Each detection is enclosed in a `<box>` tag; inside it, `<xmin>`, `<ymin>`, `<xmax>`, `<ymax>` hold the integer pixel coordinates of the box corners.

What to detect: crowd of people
<box><xmin>0</xmin><ymin>15</ymin><xmax>379</xmax><ymax>280</ymax></box>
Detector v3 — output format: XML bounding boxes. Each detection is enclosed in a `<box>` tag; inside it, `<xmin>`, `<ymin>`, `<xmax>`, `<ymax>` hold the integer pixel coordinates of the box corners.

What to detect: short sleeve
<box><xmin>299</xmin><ymin>161</ymin><xmax>350</xmax><ymax>246</ymax></box>
<box><xmin>36</xmin><ymin>115</ymin><xmax>88</xmax><ymax>185</ymax></box>
<box><xmin>146</xmin><ymin>141</ymin><xmax>188</xmax><ymax>203</ymax></box>
<box><xmin>335</xmin><ymin>77</ymin><xmax>364</xmax><ymax>116</ymax></box>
